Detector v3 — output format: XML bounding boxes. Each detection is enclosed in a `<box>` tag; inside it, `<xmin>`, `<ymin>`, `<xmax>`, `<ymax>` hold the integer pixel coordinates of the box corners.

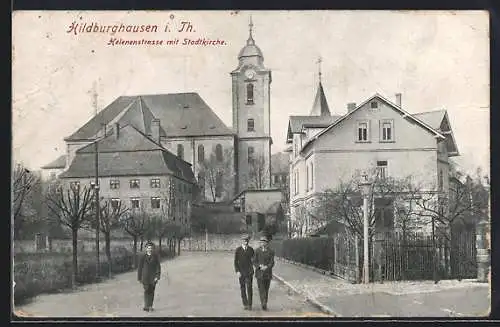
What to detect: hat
<box><xmin>241</xmin><ymin>234</ymin><xmax>250</xmax><ymax>240</ymax></box>
<box><xmin>259</xmin><ymin>235</ymin><xmax>269</xmax><ymax>242</ymax></box>
<box><xmin>145</xmin><ymin>241</ymin><xmax>155</xmax><ymax>247</ymax></box>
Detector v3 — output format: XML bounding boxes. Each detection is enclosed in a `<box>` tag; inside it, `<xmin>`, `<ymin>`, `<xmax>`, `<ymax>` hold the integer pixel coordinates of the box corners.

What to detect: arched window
<box><xmin>215</xmin><ymin>144</ymin><xmax>223</xmax><ymax>162</ymax></box>
<box><xmin>198</xmin><ymin>144</ymin><xmax>205</xmax><ymax>163</ymax></box>
<box><xmin>248</xmin><ymin>146</ymin><xmax>254</xmax><ymax>164</ymax></box>
<box><xmin>246</xmin><ymin>83</ymin><xmax>254</xmax><ymax>104</ymax></box>
<box><xmin>215</xmin><ymin>171</ymin><xmax>223</xmax><ymax>197</ymax></box>
<box><xmin>198</xmin><ymin>172</ymin><xmax>205</xmax><ymax>190</ymax></box>
<box><xmin>177</xmin><ymin>144</ymin><xmax>184</xmax><ymax>160</ymax></box>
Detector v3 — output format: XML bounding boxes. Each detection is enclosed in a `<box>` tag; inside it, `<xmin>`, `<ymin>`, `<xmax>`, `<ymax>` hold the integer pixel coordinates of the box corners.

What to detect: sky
<box><xmin>12</xmin><ymin>10</ymin><xmax>489</xmax><ymax>176</ymax></box>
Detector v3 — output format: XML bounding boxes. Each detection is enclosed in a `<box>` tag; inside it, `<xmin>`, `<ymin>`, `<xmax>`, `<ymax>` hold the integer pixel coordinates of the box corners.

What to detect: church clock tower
<box><xmin>231</xmin><ymin>17</ymin><xmax>272</xmax><ymax>192</ymax></box>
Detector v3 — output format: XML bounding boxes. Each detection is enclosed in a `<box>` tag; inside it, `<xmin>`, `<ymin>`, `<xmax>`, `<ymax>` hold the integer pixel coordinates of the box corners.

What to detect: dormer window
<box><xmin>370</xmin><ymin>101</ymin><xmax>378</xmax><ymax>109</ymax></box>
<box><xmin>246</xmin><ymin>83</ymin><xmax>254</xmax><ymax>105</ymax></box>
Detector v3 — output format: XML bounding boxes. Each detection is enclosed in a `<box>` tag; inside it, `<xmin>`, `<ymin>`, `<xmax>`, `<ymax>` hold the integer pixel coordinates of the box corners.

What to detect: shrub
<box><xmin>13</xmin><ymin>246</ymin><xmax>175</xmax><ymax>305</ymax></box>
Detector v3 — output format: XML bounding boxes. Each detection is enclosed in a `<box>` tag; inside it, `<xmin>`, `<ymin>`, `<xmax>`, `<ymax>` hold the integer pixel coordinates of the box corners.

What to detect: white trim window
<box><xmin>131</xmin><ymin>198</ymin><xmax>140</xmax><ymax>209</ymax></box>
<box><xmin>357</xmin><ymin>120</ymin><xmax>370</xmax><ymax>142</ymax></box>
<box><xmin>111</xmin><ymin>198</ymin><xmax>121</xmax><ymax>210</ymax></box>
<box><xmin>151</xmin><ymin>197</ymin><xmax>161</xmax><ymax>209</ymax></box>
<box><xmin>380</xmin><ymin>119</ymin><xmax>394</xmax><ymax>142</ymax></box>
<box><xmin>376</xmin><ymin>160</ymin><xmax>388</xmax><ymax>180</ymax></box>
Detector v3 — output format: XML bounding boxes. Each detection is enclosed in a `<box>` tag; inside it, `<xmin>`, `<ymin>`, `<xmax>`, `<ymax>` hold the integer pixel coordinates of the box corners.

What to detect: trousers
<box><xmin>256</xmin><ymin>277</ymin><xmax>271</xmax><ymax>307</ymax></box>
<box><xmin>143</xmin><ymin>283</ymin><xmax>157</xmax><ymax>308</ymax></box>
<box><xmin>239</xmin><ymin>275</ymin><xmax>253</xmax><ymax>306</ymax></box>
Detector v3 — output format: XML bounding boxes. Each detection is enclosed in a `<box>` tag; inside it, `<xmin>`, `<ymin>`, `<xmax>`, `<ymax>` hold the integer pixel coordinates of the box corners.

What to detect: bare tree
<box><xmin>96</xmin><ymin>200</ymin><xmax>129</xmax><ymax>278</ymax></box>
<box><xmin>248</xmin><ymin>155</ymin><xmax>269</xmax><ymax>190</ymax></box>
<box><xmin>46</xmin><ymin>183</ymin><xmax>94</xmax><ymax>287</ymax></box>
<box><xmin>119</xmin><ymin>204</ymin><xmax>150</xmax><ymax>268</ymax></box>
<box><xmin>12</xmin><ymin>164</ymin><xmax>39</xmax><ymax>237</ymax></box>
<box><xmin>312</xmin><ymin>173</ymin><xmax>415</xmax><ymax>239</ymax></box>
<box><xmin>200</xmin><ymin>148</ymin><xmax>234</xmax><ymax>202</ymax></box>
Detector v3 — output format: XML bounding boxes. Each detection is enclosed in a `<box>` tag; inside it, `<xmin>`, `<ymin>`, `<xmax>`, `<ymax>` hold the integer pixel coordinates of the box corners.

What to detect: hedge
<box><xmin>13</xmin><ymin>247</ymin><xmax>175</xmax><ymax>305</ymax></box>
<box><xmin>272</xmin><ymin>237</ymin><xmax>337</xmax><ymax>271</ymax></box>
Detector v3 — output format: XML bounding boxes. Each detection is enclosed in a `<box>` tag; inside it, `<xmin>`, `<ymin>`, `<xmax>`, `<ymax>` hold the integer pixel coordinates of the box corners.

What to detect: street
<box><xmin>15</xmin><ymin>252</ymin><xmax>326</xmax><ymax>318</ymax></box>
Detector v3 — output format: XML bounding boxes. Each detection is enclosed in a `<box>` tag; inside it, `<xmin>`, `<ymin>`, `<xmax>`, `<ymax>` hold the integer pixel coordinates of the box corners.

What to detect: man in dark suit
<box><xmin>137</xmin><ymin>241</ymin><xmax>161</xmax><ymax>312</ymax></box>
<box><xmin>234</xmin><ymin>234</ymin><xmax>255</xmax><ymax>310</ymax></box>
<box><xmin>253</xmin><ymin>235</ymin><xmax>275</xmax><ymax>311</ymax></box>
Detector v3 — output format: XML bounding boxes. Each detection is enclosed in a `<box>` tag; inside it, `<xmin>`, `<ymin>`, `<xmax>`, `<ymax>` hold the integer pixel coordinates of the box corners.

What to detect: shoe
<box><xmin>262</xmin><ymin>305</ymin><xmax>267</xmax><ymax>311</ymax></box>
<box><xmin>247</xmin><ymin>306</ymin><xmax>252</xmax><ymax>311</ymax></box>
<box><xmin>143</xmin><ymin>307</ymin><xmax>148</xmax><ymax>312</ymax></box>
<box><xmin>243</xmin><ymin>306</ymin><xmax>249</xmax><ymax>310</ymax></box>
<box><xmin>149</xmin><ymin>307</ymin><xmax>154</xmax><ymax>312</ymax></box>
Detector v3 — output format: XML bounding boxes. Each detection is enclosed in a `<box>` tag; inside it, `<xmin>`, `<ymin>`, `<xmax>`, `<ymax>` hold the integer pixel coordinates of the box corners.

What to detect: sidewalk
<box><xmin>272</xmin><ymin>257</ymin><xmax>491</xmax><ymax>318</ymax></box>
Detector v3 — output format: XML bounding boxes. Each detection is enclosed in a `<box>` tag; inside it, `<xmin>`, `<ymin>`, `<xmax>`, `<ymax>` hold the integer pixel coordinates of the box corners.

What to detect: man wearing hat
<box><xmin>137</xmin><ymin>241</ymin><xmax>161</xmax><ymax>312</ymax></box>
<box><xmin>234</xmin><ymin>234</ymin><xmax>255</xmax><ymax>310</ymax></box>
<box><xmin>253</xmin><ymin>234</ymin><xmax>275</xmax><ymax>311</ymax></box>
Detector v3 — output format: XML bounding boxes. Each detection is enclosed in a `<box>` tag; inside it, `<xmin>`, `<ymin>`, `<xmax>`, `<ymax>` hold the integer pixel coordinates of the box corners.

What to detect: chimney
<box><xmin>347</xmin><ymin>102</ymin><xmax>356</xmax><ymax>112</ymax></box>
<box><xmin>395</xmin><ymin>93</ymin><xmax>402</xmax><ymax>107</ymax></box>
<box><xmin>151</xmin><ymin>119</ymin><xmax>161</xmax><ymax>142</ymax></box>
<box><xmin>114</xmin><ymin>123</ymin><xmax>120</xmax><ymax>139</ymax></box>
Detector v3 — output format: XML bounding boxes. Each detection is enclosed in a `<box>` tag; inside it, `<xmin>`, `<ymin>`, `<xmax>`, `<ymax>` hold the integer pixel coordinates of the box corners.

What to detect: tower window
<box><xmin>248</xmin><ymin>146</ymin><xmax>254</xmax><ymax>164</ymax></box>
<box><xmin>215</xmin><ymin>171</ymin><xmax>223</xmax><ymax>197</ymax></box>
<box><xmin>247</xmin><ymin>119</ymin><xmax>255</xmax><ymax>132</ymax></box>
<box><xmin>198</xmin><ymin>144</ymin><xmax>205</xmax><ymax>163</ymax></box>
<box><xmin>177</xmin><ymin>144</ymin><xmax>184</xmax><ymax>160</ymax></box>
<box><xmin>198</xmin><ymin>172</ymin><xmax>205</xmax><ymax>190</ymax></box>
<box><xmin>215</xmin><ymin>144</ymin><xmax>223</xmax><ymax>162</ymax></box>
<box><xmin>246</xmin><ymin>83</ymin><xmax>254</xmax><ymax>104</ymax></box>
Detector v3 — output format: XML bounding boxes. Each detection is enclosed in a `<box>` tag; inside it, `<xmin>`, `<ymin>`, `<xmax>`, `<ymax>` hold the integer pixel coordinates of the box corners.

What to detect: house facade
<box><xmin>58</xmin><ymin>124</ymin><xmax>196</xmax><ymax>226</ymax></box>
<box><xmin>287</xmin><ymin>82</ymin><xmax>459</xmax><ymax>236</ymax></box>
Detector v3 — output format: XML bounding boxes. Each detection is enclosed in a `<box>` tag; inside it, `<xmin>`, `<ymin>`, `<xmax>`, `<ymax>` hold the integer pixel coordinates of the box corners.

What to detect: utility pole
<box><xmin>94</xmin><ymin>138</ymin><xmax>100</xmax><ymax>280</ymax></box>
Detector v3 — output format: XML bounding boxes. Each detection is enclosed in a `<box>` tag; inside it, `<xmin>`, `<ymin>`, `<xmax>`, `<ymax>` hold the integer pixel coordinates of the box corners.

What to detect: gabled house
<box><xmin>59</xmin><ymin>123</ymin><xmax>196</xmax><ymax>226</ymax></box>
<box><xmin>286</xmin><ymin>80</ymin><xmax>459</xmax><ymax>235</ymax></box>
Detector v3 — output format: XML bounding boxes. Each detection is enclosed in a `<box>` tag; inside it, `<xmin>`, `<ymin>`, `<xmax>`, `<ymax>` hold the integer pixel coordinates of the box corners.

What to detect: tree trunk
<box><xmin>71</xmin><ymin>228</ymin><xmax>78</xmax><ymax>289</ymax></box>
<box><xmin>105</xmin><ymin>232</ymin><xmax>112</xmax><ymax>278</ymax></box>
<box><xmin>132</xmin><ymin>236</ymin><xmax>138</xmax><ymax>268</ymax></box>
<box><xmin>158</xmin><ymin>236</ymin><xmax>162</xmax><ymax>253</ymax></box>
<box><xmin>140</xmin><ymin>236</ymin><xmax>144</xmax><ymax>251</ymax></box>
<box><xmin>177</xmin><ymin>238</ymin><xmax>181</xmax><ymax>256</ymax></box>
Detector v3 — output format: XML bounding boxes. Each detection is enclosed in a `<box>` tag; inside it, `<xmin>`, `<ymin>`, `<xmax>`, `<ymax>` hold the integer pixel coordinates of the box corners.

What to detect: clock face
<box><xmin>245</xmin><ymin>69</ymin><xmax>256</xmax><ymax>79</ymax></box>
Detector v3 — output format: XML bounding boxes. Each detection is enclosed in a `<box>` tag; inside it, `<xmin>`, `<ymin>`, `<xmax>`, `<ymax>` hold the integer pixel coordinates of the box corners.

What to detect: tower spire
<box><xmin>317</xmin><ymin>56</ymin><xmax>322</xmax><ymax>83</ymax></box>
<box><xmin>247</xmin><ymin>15</ymin><xmax>255</xmax><ymax>45</ymax></box>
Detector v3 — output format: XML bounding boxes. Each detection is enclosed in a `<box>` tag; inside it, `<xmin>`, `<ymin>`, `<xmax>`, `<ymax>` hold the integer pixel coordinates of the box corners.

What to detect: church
<box><xmin>43</xmin><ymin>19</ymin><xmax>273</xmax><ymax>204</ymax></box>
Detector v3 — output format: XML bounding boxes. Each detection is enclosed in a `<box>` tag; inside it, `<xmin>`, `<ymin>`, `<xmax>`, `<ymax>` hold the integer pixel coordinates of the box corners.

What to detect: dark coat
<box><xmin>234</xmin><ymin>245</ymin><xmax>255</xmax><ymax>276</ymax></box>
<box><xmin>138</xmin><ymin>253</ymin><xmax>161</xmax><ymax>285</ymax></box>
<box><xmin>253</xmin><ymin>246</ymin><xmax>275</xmax><ymax>280</ymax></box>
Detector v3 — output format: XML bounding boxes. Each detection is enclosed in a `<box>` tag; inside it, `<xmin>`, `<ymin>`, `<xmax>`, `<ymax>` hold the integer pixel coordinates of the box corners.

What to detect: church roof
<box><xmin>41</xmin><ymin>154</ymin><xmax>66</xmax><ymax>169</ymax></box>
<box><xmin>309</xmin><ymin>82</ymin><xmax>331</xmax><ymax>116</ymax></box>
<box><xmin>238</xmin><ymin>42</ymin><xmax>264</xmax><ymax>59</ymax></box>
<box><xmin>65</xmin><ymin>93</ymin><xmax>234</xmax><ymax>141</ymax></box>
<box><xmin>61</xmin><ymin>124</ymin><xmax>196</xmax><ymax>183</ymax></box>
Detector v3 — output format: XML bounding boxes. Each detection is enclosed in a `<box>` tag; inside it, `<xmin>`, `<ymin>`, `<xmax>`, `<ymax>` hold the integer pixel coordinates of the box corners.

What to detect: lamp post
<box><xmin>359</xmin><ymin>172</ymin><xmax>372</xmax><ymax>284</ymax></box>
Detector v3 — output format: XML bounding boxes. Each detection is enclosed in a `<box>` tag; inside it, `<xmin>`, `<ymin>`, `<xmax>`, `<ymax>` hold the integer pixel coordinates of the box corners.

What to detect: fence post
<box><xmin>205</xmin><ymin>228</ymin><xmax>208</xmax><ymax>252</ymax></box>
